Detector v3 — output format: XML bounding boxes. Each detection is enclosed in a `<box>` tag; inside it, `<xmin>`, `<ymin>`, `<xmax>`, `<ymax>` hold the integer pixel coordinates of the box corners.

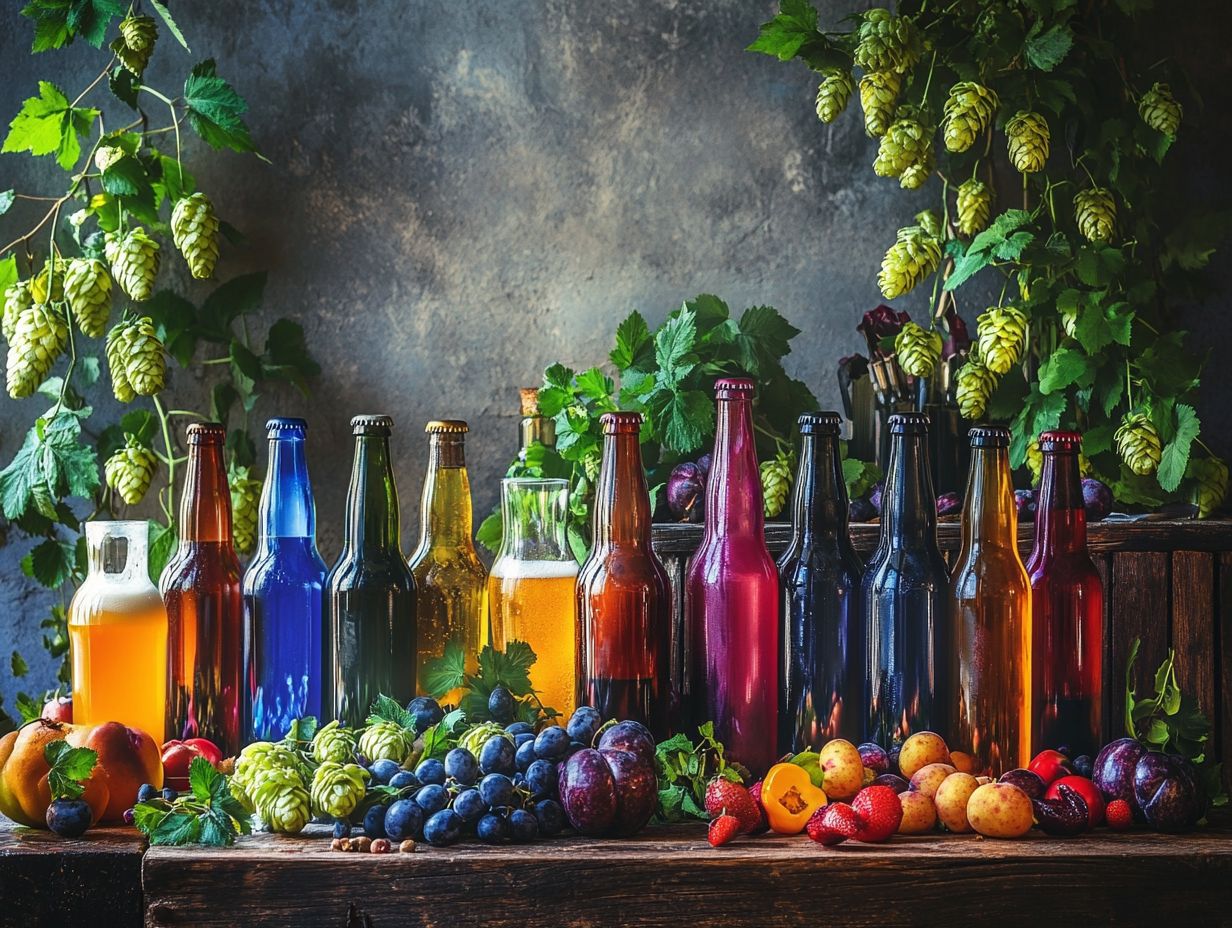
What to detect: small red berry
<box><xmin>806</xmin><ymin>802</ymin><xmax>861</xmax><ymax>846</ymax></box>
<box><xmin>745</xmin><ymin>780</ymin><xmax>770</xmax><ymax>834</ymax></box>
<box><xmin>1105</xmin><ymin>799</ymin><xmax>1133</xmax><ymax>831</ymax></box>
<box><xmin>708</xmin><ymin>814</ymin><xmax>740</xmax><ymax>848</ymax></box>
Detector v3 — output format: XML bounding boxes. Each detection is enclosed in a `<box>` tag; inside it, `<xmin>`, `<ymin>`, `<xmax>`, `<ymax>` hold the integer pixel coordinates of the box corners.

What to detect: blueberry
<box><xmin>384</xmin><ymin>799</ymin><xmax>425</xmax><ymax>841</ymax></box>
<box><xmin>533</xmin><ymin>726</ymin><xmax>569</xmax><ymax>761</ymax></box>
<box><xmin>515</xmin><ymin>738</ymin><xmax>538</xmax><ymax>772</ymax></box>
<box><xmin>479</xmin><ymin>735</ymin><xmax>516</xmax><ymax>775</ymax></box>
<box><xmin>369</xmin><ymin>758</ymin><xmax>402</xmax><ymax>785</ymax></box>
<box><xmin>406</xmin><ymin>696</ymin><xmax>445</xmax><ymax>733</ymax></box>
<box><xmin>566</xmin><ymin>740</ymin><xmax>587</xmax><ymax>756</ymax></box>
<box><xmin>1073</xmin><ymin>754</ymin><xmax>1093</xmax><ymax>778</ymax></box>
<box><xmin>508</xmin><ymin>808</ymin><xmax>539</xmax><ymax>843</ymax></box>
<box><xmin>363</xmin><ymin>803</ymin><xmax>387</xmax><ymax>839</ymax></box>
<box><xmin>452</xmin><ymin>788</ymin><xmax>488</xmax><ymax>823</ymax></box>
<box><xmin>423</xmin><ymin>809</ymin><xmax>463</xmax><ymax>847</ymax></box>
<box><xmin>415</xmin><ymin>783</ymin><xmax>450</xmax><ymax>815</ymax></box>
<box><xmin>136</xmin><ymin>783</ymin><xmax>158</xmax><ymax>804</ymax></box>
<box><xmin>444</xmin><ymin>748</ymin><xmax>479</xmax><ymax>785</ymax></box>
<box><xmin>534</xmin><ymin>799</ymin><xmax>565</xmax><ymax>837</ymax></box>
<box><xmin>161</xmin><ymin>787</ymin><xmax>178</xmax><ymax>802</ymax></box>
<box><xmin>505</xmin><ymin>721</ymin><xmax>534</xmax><ymax>736</ymax></box>
<box><xmin>514</xmin><ymin>731</ymin><xmax>535</xmax><ymax>748</ymax></box>
<box><xmin>566</xmin><ymin>706</ymin><xmax>602</xmax><ymax>745</ymax></box>
<box><xmin>46</xmin><ymin>798</ymin><xmax>92</xmax><ymax>838</ymax></box>
<box><xmin>332</xmin><ymin>819</ymin><xmax>352</xmax><ymax>839</ymax></box>
<box><xmin>389</xmin><ymin>770</ymin><xmax>420</xmax><ymax>791</ymax></box>
<box><xmin>525</xmin><ymin>759</ymin><xmax>558</xmax><ymax>798</ymax></box>
<box><xmin>476</xmin><ymin>812</ymin><xmax>507</xmax><ymax>844</ymax></box>
<box><xmin>414</xmin><ymin>758</ymin><xmax>447</xmax><ymax>786</ymax></box>
<box><xmin>478</xmin><ymin>773</ymin><xmax>515</xmax><ymax>809</ymax></box>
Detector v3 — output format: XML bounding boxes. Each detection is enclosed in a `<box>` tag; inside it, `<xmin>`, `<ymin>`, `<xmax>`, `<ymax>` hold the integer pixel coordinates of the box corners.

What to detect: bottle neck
<box><xmin>417</xmin><ymin>436</ymin><xmax>474</xmax><ymax>550</ymax></box>
<box><xmin>881</xmin><ymin>432</ymin><xmax>936</xmax><ymax>545</ymax></box>
<box><xmin>1034</xmin><ymin>450</ymin><xmax>1088</xmax><ymax>554</ymax></box>
<box><xmin>705</xmin><ymin>395</ymin><xmax>765</xmax><ymax>537</ymax></box>
<box><xmin>179</xmin><ymin>440</ymin><xmax>233</xmax><ymax>544</ymax></box>
<box><xmin>86</xmin><ymin>528</ymin><xmax>148</xmax><ymax>583</ymax></box>
<box><xmin>260</xmin><ymin>435</ymin><xmax>315</xmax><ymax>541</ymax></box>
<box><xmin>788</xmin><ymin>432</ymin><xmax>849</xmax><ymax>543</ymax></box>
<box><xmin>344</xmin><ymin>435</ymin><xmax>401</xmax><ymax>554</ymax></box>
<box><xmin>497</xmin><ymin>482</ymin><xmax>570</xmax><ymax>562</ymax></box>
<box><xmin>591</xmin><ymin>430</ymin><xmax>652</xmax><ymax>550</ymax></box>
<box><xmin>960</xmin><ymin>445</ymin><xmax>1017</xmax><ymax>551</ymax></box>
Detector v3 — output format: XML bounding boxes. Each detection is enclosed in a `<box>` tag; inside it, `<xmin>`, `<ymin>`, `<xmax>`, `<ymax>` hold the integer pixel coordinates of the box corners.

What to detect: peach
<box><xmin>909</xmin><ymin>762</ymin><xmax>957</xmax><ymax>800</ymax></box>
<box><xmin>0</xmin><ymin>720</ymin><xmax>110</xmax><ymax>827</ymax></box>
<box><xmin>897</xmin><ymin>790</ymin><xmax>937</xmax><ymax>834</ymax></box>
<box><xmin>898</xmin><ymin>731</ymin><xmax>951</xmax><ymax>779</ymax></box>
<box><xmin>934</xmin><ymin>772</ymin><xmax>980</xmax><ymax>833</ymax></box>
<box><xmin>817</xmin><ymin>738</ymin><xmax>864</xmax><ymax>801</ymax></box>
<box><xmin>966</xmin><ymin>782</ymin><xmax>1034</xmax><ymax>838</ymax></box>
<box><xmin>949</xmin><ymin>750</ymin><xmax>977</xmax><ymax>775</ymax></box>
<box><xmin>66</xmin><ymin>721</ymin><xmax>162</xmax><ymax>822</ymax></box>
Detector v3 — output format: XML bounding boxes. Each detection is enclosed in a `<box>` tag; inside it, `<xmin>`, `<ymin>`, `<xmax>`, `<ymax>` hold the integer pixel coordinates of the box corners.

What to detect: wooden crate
<box><xmin>652</xmin><ymin>519</ymin><xmax>1232</xmax><ymax>772</ymax></box>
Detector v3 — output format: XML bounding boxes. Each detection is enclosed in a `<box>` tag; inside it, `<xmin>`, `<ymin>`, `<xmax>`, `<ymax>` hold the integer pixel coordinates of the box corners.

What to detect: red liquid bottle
<box><xmin>1025</xmin><ymin>430</ymin><xmax>1103</xmax><ymax>757</ymax></box>
<box><xmin>685</xmin><ymin>378</ymin><xmax>779</xmax><ymax>776</ymax></box>
<box><xmin>161</xmin><ymin>423</ymin><xmax>244</xmax><ymax>756</ymax></box>
<box><xmin>576</xmin><ymin>412</ymin><xmax>674</xmax><ymax>737</ymax></box>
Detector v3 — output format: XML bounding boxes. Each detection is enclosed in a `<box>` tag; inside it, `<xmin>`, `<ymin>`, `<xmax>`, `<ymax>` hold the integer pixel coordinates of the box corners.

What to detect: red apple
<box><xmin>161</xmin><ymin>738</ymin><xmax>222</xmax><ymax>791</ymax></box>
<box><xmin>1045</xmin><ymin>774</ymin><xmax>1105</xmax><ymax>828</ymax></box>
<box><xmin>41</xmin><ymin>696</ymin><xmax>72</xmax><ymax>723</ymax></box>
<box><xmin>1028</xmin><ymin>749</ymin><xmax>1072</xmax><ymax>785</ymax></box>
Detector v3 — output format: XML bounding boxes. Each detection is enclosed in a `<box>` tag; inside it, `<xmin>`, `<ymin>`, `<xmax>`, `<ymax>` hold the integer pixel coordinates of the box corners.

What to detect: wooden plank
<box><xmin>1171</xmin><ymin>551</ymin><xmax>1217</xmax><ymax>720</ymax></box>
<box><xmin>1109</xmin><ymin>552</ymin><xmax>1170</xmax><ymax>735</ymax></box>
<box><xmin>142</xmin><ymin>825</ymin><xmax>1232</xmax><ymax>928</ymax></box>
<box><xmin>0</xmin><ymin>820</ymin><xmax>145</xmax><ymax>928</ymax></box>
<box><xmin>1221</xmin><ymin>552</ymin><xmax>1232</xmax><ymax>794</ymax></box>
<box><xmin>1095</xmin><ymin>554</ymin><xmax>1114</xmax><ymax>744</ymax></box>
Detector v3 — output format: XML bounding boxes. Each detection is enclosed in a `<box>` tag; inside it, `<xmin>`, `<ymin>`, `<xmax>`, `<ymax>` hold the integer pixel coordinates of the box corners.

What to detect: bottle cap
<box><xmin>888</xmin><ymin>412</ymin><xmax>930</xmax><ymax>434</ymax></box>
<box><xmin>600</xmin><ymin>411</ymin><xmax>643</xmax><ymax>434</ymax></box>
<box><xmin>425</xmin><ymin>420</ymin><xmax>468</xmax><ymax>434</ymax></box>
<box><xmin>798</xmin><ymin>412</ymin><xmax>842</xmax><ymax>435</ymax></box>
<box><xmin>266</xmin><ymin>417</ymin><xmax>307</xmax><ymax>437</ymax></box>
<box><xmin>968</xmin><ymin>425</ymin><xmax>1010</xmax><ymax>448</ymax></box>
<box><xmin>714</xmin><ymin>377</ymin><xmax>755</xmax><ymax>398</ymax></box>
<box><xmin>351</xmin><ymin>415</ymin><xmax>394</xmax><ymax>436</ymax></box>
<box><xmin>1039</xmin><ymin>430</ymin><xmax>1083</xmax><ymax>453</ymax></box>
<box><xmin>185</xmin><ymin>422</ymin><xmax>226</xmax><ymax>444</ymax></box>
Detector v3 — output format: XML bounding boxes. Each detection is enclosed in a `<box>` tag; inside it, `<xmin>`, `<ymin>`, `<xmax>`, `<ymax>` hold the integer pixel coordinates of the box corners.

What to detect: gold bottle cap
<box><xmin>425</xmin><ymin>420</ymin><xmax>469</xmax><ymax>434</ymax></box>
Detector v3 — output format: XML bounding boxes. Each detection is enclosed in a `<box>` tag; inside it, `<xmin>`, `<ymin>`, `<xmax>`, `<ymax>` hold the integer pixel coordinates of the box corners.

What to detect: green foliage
<box><xmin>654</xmin><ymin>722</ymin><xmax>747</xmax><ymax>823</ymax></box>
<box><xmin>2</xmin><ymin>81</ymin><xmax>99</xmax><ymax>171</ymax></box>
<box><xmin>43</xmin><ymin>740</ymin><xmax>97</xmax><ymax>800</ymax></box>
<box><xmin>421</xmin><ymin>640</ymin><xmax>560</xmax><ymax>725</ymax></box>
<box><xmin>134</xmin><ymin>756</ymin><xmax>252</xmax><ymax>847</ymax></box>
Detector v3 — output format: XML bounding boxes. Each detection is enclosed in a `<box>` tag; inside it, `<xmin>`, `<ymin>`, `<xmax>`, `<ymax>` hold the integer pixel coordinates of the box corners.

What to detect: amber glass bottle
<box><xmin>950</xmin><ymin>426</ymin><xmax>1032</xmax><ymax>775</ymax></box>
<box><xmin>160</xmin><ymin>423</ymin><xmax>244</xmax><ymax>756</ymax></box>
<box><xmin>408</xmin><ymin>420</ymin><xmax>488</xmax><ymax>697</ymax></box>
<box><xmin>575</xmin><ymin>412</ymin><xmax>673</xmax><ymax>737</ymax></box>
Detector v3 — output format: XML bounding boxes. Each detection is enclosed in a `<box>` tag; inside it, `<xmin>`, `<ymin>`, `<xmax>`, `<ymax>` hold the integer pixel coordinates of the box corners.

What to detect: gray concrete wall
<box><xmin>2</xmin><ymin>1</ymin><xmax>1230</xmax><ymax>707</ymax></box>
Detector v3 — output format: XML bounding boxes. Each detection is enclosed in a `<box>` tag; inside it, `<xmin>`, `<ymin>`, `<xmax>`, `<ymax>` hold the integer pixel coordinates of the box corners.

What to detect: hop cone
<box><xmin>1139</xmin><ymin>83</ymin><xmax>1182</xmax><ymax>139</ymax></box>
<box><xmin>312</xmin><ymin>720</ymin><xmax>358</xmax><ymax>764</ymax></box>
<box><xmin>171</xmin><ymin>193</ymin><xmax>221</xmax><ymax>279</ymax></box>
<box><xmin>878</xmin><ymin>225</ymin><xmax>941</xmax><ymax>300</ymax></box>
<box><xmin>105</xmin><ymin>437</ymin><xmax>158</xmax><ymax>505</ymax></box>
<box><xmin>63</xmin><ymin>257</ymin><xmax>112</xmax><ymax>338</ymax></box>
<box><xmin>3</xmin><ymin>281</ymin><xmax>32</xmax><ymax>342</ymax></box>
<box><xmin>581</xmin><ymin>447</ymin><xmax>601</xmax><ymax>483</ymax></box>
<box><xmin>956</xmin><ymin>178</ymin><xmax>993</xmax><ymax>237</ymax></box>
<box><xmin>122</xmin><ymin>316</ymin><xmax>166</xmax><ymax>395</ymax></box>
<box><xmin>103</xmin><ymin>232</ymin><xmax>122</xmax><ymax>267</ymax></box>
<box><xmin>111</xmin><ymin>15</ymin><xmax>158</xmax><ymax>76</ymax></box>
<box><xmin>1026</xmin><ymin>440</ymin><xmax>1043</xmax><ymax>485</ymax></box>
<box><xmin>30</xmin><ymin>262</ymin><xmax>64</xmax><ymax>305</ymax></box>
<box><xmin>230</xmin><ymin>465</ymin><xmax>262</xmax><ymax>556</ymax></box>
<box><xmin>110</xmin><ymin>227</ymin><xmax>160</xmax><ymax>301</ymax></box>
<box><xmin>6</xmin><ymin>303</ymin><xmax>67</xmax><ymax>399</ymax></box>
<box><xmin>458</xmin><ymin>723</ymin><xmax>510</xmax><ymax>759</ymax></box>
<box><xmin>310</xmin><ymin>761</ymin><xmax>369</xmax><ymax>819</ymax></box>
<box><xmin>859</xmin><ymin>71</ymin><xmax>901</xmax><ymax>137</ymax></box>
<box><xmin>956</xmin><ymin>358</ymin><xmax>997</xmax><ymax>420</ymax></box>
<box><xmin>873</xmin><ymin>111</ymin><xmax>934</xmax><ymax>189</ymax></box>
<box><xmin>105</xmin><ymin>323</ymin><xmax>135</xmax><ymax>403</ymax></box>
<box><xmin>231</xmin><ymin>741</ymin><xmax>305</xmax><ymax>814</ymax></box>
<box><xmin>853</xmin><ymin>8</ymin><xmax>922</xmax><ymax>74</ymax></box>
<box><xmin>1073</xmin><ymin>187</ymin><xmax>1117</xmax><ymax>244</ymax></box>
<box><xmin>358</xmin><ymin>721</ymin><xmax>414</xmax><ymax>763</ymax></box>
<box><xmin>1006</xmin><ymin>111</ymin><xmax>1050</xmax><ymax>174</ymax></box>
<box><xmin>1115</xmin><ymin>412</ymin><xmax>1162</xmax><ymax>476</ymax></box>
<box><xmin>942</xmin><ymin>82</ymin><xmax>999</xmax><ymax>153</ymax></box>
<box><xmin>815</xmin><ymin>68</ymin><xmax>855</xmax><ymax>123</ymax></box>
<box><xmin>894</xmin><ymin>321</ymin><xmax>943</xmax><ymax>377</ymax></box>
<box><xmin>976</xmin><ymin>305</ymin><xmax>1028</xmax><ymax>375</ymax></box>
<box><xmin>760</xmin><ymin>452</ymin><xmax>792</xmax><ymax>519</ymax></box>
<box><xmin>915</xmin><ymin>209</ymin><xmax>942</xmax><ymax>240</ymax></box>
<box><xmin>1189</xmin><ymin>457</ymin><xmax>1228</xmax><ymax>519</ymax></box>
<box><xmin>252</xmin><ymin>767</ymin><xmax>311</xmax><ymax>835</ymax></box>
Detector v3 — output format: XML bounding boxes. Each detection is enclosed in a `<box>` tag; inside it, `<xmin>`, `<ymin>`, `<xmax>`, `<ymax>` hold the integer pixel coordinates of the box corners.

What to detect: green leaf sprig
<box><xmin>133</xmin><ymin>756</ymin><xmax>251</xmax><ymax>847</ymax></box>
<box><xmin>421</xmin><ymin>640</ymin><xmax>560</xmax><ymax>726</ymax></box>
<box><xmin>654</xmin><ymin>722</ymin><xmax>748</xmax><ymax>823</ymax></box>
<box><xmin>43</xmin><ymin>740</ymin><xmax>98</xmax><ymax>800</ymax></box>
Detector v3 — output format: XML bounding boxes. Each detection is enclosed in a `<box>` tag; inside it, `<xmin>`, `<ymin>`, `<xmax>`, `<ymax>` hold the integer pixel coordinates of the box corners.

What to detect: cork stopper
<box><xmin>519</xmin><ymin>389</ymin><xmax>540</xmax><ymax>417</ymax></box>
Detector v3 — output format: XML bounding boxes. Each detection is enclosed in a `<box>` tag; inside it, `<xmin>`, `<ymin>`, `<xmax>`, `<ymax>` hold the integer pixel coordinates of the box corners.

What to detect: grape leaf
<box><xmin>183</xmin><ymin>60</ymin><xmax>261</xmax><ymax>156</ymax></box>
<box><xmin>1157</xmin><ymin>404</ymin><xmax>1199</xmax><ymax>493</ymax></box>
<box><xmin>43</xmin><ymin>740</ymin><xmax>98</xmax><ymax>800</ymax></box>
<box><xmin>1024</xmin><ymin>21</ymin><xmax>1074</xmax><ymax>71</ymax></box>
<box><xmin>610</xmin><ymin>311</ymin><xmax>652</xmax><ymax>371</ymax></box>
<box><xmin>20</xmin><ymin>537</ymin><xmax>77</xmax><ymax>588</ymax></box>
<box><xmin>747</xmin><ymin>0</ymin><xmax>820</xmax><ymax>61</ymax></box>
<box><xmin>422</xmin><ymin>642</ymin><xmax>467</xmax><ymax>701</ymax></box>
<box><xmin>20</xmin><ymin>0</ymin><xmax>122</xmax><ymax>51</ymax></box>
<box><xmin>3</xmin><ymin>81</ymin><xmax>100</xmax><ymax>170</ymax></box>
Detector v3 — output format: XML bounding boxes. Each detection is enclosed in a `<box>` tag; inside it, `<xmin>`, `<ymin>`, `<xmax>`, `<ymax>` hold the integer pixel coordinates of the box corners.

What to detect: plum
<box><xmin>998</xmin><ymin>768</ymin><xmax>1047</xmax><ymax>800</ymax></box>
<box><xmin>850</xmin><ymin>497</ymin><xmax>877</xmax><ymax>523</ymax></box>
<box><xmin>602</xmin><ymin>749</ymin><xmax>657</xmax><ymax>836</ymax></box>
<box><xmin>559</xmin><ymin>741</ymin><xmax>657</xmax><ymax>838</ymax></box>
<box><xmin>936</xmin><ymin>492</ymin><xmax>961</xmax><ymax>517</ymax></box>
<box><xmin>871</xmin><ymin>773</ymin><xmax>909</xmax><ymax>792</ymax></box>
<box><xmin>667</xmin><ymin>463</ymin><xmax>705</xmax><ymax>522</ymax></box>
<box><xmin>1133</xmin><ymin>751</ymin><xmax>1203</xmax><ymax>832</ymax></box>
<box><xmin>596</xmin><ymin>720</ymin><xmax>655</xmax><ymax>764</ymax></box>
<box><xmin>1082</xmin><ymin>478</ymin><xmax>1113</xmax><ymax>522</ymax></box>
<box><xmin>1014</xmin><ymin>489</ymin><xmax>1037</xmax><ymax>522</ymax></box>
<box><xmin>1092</xmin><ymin>737</ymin><xmax>1146</xmax><ymax>809</ymax></box>
<box><xmin>1033</xmin><ymin>784</ymin><xmax>1089</xmax><ymax>836</ymax></box>
<box><xmin>858</xmin><ymin>742</ymin><xmax>889</xmax><ymax>773</ymax></box>
<box><xmin>559</xmin><ymin>749</ymin><xmax>618</xmax><ymax>836</ymax></box>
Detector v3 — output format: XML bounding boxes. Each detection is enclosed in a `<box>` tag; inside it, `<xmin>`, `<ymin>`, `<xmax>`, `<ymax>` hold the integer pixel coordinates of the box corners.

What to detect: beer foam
<box><xmin>489</xmin><ymin>558</ymin><xmax>578</xmax><ymax>580</ymax></box>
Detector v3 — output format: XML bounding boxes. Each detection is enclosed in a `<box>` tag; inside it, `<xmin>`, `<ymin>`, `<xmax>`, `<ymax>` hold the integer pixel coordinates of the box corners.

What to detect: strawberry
<box><xmin>851</xmin><ymin>785</ymin><xmax>903</xmax><ymax>843</ymax></box>
<box><xmin>745</xmin><ymin>780</ymin><xmax>770</xmax><ymax>835</ymax></box>
<box><xmin>708</xmin><ymin>814</ymin><xmax>740</xmax><ymax>848</ymax></box>
<box><xmin>704</xmin><ymin>776</ymin><xmax>760</xmax><ymax>834</ymax></box>
<box><xmin>1105</xmin><ymin>799</ymin><xmax>1133</xmax><ymax>831</ymax></box>
<box><xmin>806</xmin><ymin>802</ymin><xmax>860</xmax><ymax>846</ymax></box>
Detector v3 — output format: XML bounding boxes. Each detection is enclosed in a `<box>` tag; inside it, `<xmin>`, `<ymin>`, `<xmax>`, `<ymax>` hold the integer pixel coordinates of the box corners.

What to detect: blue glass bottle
<box><xmin>242</xmin><ymin>417</ymin><xmax>328</xmax><ymax>741</ymax></box>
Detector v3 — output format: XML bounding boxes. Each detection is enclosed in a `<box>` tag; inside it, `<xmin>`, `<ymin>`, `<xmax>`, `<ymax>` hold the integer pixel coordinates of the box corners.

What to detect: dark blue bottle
<box><xmin>860</xmin><ymin>412</ymin><xmax>951</xmax><ymax>747</ymax></box>
<box><xmin>242</xmin><ymin>418</ymin><xmax>328</xmax><ymax>741</ymax></box>
<box><xmin>778</xmin><ymin>413</ymin><xmax>864</xmax><ymax>754</ymax></box>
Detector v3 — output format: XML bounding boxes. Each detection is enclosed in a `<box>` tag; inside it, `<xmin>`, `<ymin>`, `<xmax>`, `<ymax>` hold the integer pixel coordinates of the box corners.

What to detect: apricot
<box><xmin>66</xmin><ymin>721</ymin><xmax>162</xmax><ymax>822</ymax></box>
<box><xmin>0</xmin><ymin>720</ymin><xmax>110</xmax><ymax>827</ymax></box>
<box><xmin>898</xmin><ymin>731</ymin><xmax>951</xmax><ymax>779</ymax></box>
<box><xmin>966</xmin><ymin>782</ymin><xmax>1034</xmax><ymax>838</ymax></box>
<box><xmin>934</xmin><ymin>772</ymin><xmax>980</xmax><ymax>833</ymax></box>
<box><xmin>817</xmin><ymin>738</ymin><xmax>864</xmax><ymax>801</ymax></box>
<box><xmin>909</xmin><ymin>762</ymin><xmax>957</xmax><ymax>800</ymax></box>
<box><xmin>897</xmin><ymin>790</ymin><xmax>937</xmax><ymax>834</ymax></box>
<box><xmin>949</xmin><ymin>750</ymin><xmax>978</xmax><ymax>775</ymax></box>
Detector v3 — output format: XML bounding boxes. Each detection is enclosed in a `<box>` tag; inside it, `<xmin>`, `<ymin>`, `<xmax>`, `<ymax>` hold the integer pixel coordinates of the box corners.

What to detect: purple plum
<box><xmin>601</xmin><ymin>748</ymin><xmax>657</xmax><ymax>836</ymax></box>
<box><xmin>559</xmin><ymin>749</ymin><xmax>618</xmax><ymax>836</ymax></box>
<box><xmin>1014</xmin><ymin>489</ymin><xmax>1037</xmax><ymax>522</ymax></box>
<box><xmin>849</xmin><ymin>497</ymin><xmax>877</xmax><ymax>522</ymax></box>
<box><xmin>999</xmin><ymin>768</ymin><xmax>1047</xmax><ymax>800</ymax></box>
<box><xmin>1133</xmin><ymin>751</ymin><xmax>1202</xmax><ymax>832</ymax></box>
<box><xmin>936</xmin><ymin>491</ymin><xmax>962</xmax><ymax>517</ymax></box>
<box><xmin>1082</xmin><ymin>478</ymin><xmax>1113</xmax><ymax>522</ymax></box>
<box><xmin>858</xmin><ymin>742</ymin><xmax>889</xmax><ymax>773</ymax></box>
<box><xmin>597</xmin><ymin>720</ymin><xmax>656</xmax><ymax>764</ymax></box>
<box><xmin>1092</xmin><ymin>737</ymin><xmax>1146</xmax><ymax>810</ymax></box>
<box><xmin>666</xmin><ymin>462</ymin><xmax>705</xmax><ymax>523</ymax></box>
<box><xmin>871</xmin><ymin>773</ymin><xmax>909</xmax><ymax>792</ymax></box>
<box><xmin>1033</xmin><ymin>784</ymin><xmax>1089</xmax><ymax>836</ymax></box>
<box><xmin>696</xmin><ymin>453</ymin><xmax>712</xmax><ymax>476</ymax></box>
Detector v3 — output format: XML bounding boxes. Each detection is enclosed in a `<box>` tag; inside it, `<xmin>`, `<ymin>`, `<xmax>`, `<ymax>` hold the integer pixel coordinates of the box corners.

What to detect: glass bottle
<box><xmin>161</xmin><ymin>422</ymin><xmax>244</xmax><ymax>756</ymax></box>
<box><xmin>408</xmin><ymin>420</ymin><xmax>488</xmax><ymax>698</ymax></box>
<box><xmin>861</xmin><ymin>412</ymin><xmax>950</xmax><ymax>747</ymax></box>
<box><xmin>326</xmin><ymin>415</ymin><xmax>417</xmax><ymax>727</ymax></box>
<box><xmin>950</xmin><ymin>426</ymin><xmax>1032</xmax><ymax>775</ymax></box>
<box><xmin>1025</xmin><ymin>430</ymin><xmax>1103</xmax><ymax>757</ymax></box>
<box><xmin>242</xmin><ymin>418</ymin><xmax>327</xmax><ymax>742</ymax></box>
<box><xmin>576</xmin><ymin>412</ymin><xmax>673</xmax><ymax>736</ymax></box>
<box><xmin>518</xmin><ymin>387</ymin><xmax>555</xmax><ymax>462</ymax></box>
<box><xmin>69</xmin><ymin>521</ymin><xmax>168</xmax><ymax>741</ymax></box>
<box><xmin>489</xmin><ymin>478</ymin><xmax>578</xmax><ymax>717</ymax></box>
<box><xmin>684</xmin><ymin>378</ymin><xmax>779</xmax><ymax>776</ymax></box>
<box><xmin>777</xmin><ymin>412</ymin><xmax>864</xmax><ymax>754</ymax></box>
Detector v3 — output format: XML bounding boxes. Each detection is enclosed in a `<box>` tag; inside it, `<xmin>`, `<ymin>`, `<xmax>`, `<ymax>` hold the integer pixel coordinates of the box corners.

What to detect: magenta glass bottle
<box><xmin>684</xmin><ymin>378</ymin><xmax>779</xmax><ymax>776</ymax></box>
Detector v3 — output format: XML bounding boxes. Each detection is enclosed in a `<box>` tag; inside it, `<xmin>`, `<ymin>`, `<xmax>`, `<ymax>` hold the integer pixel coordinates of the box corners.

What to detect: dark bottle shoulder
<box><xmin>326</xmin><ymin>554</ymin><xmax>416</xmax><ymax>591</ymax></box>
